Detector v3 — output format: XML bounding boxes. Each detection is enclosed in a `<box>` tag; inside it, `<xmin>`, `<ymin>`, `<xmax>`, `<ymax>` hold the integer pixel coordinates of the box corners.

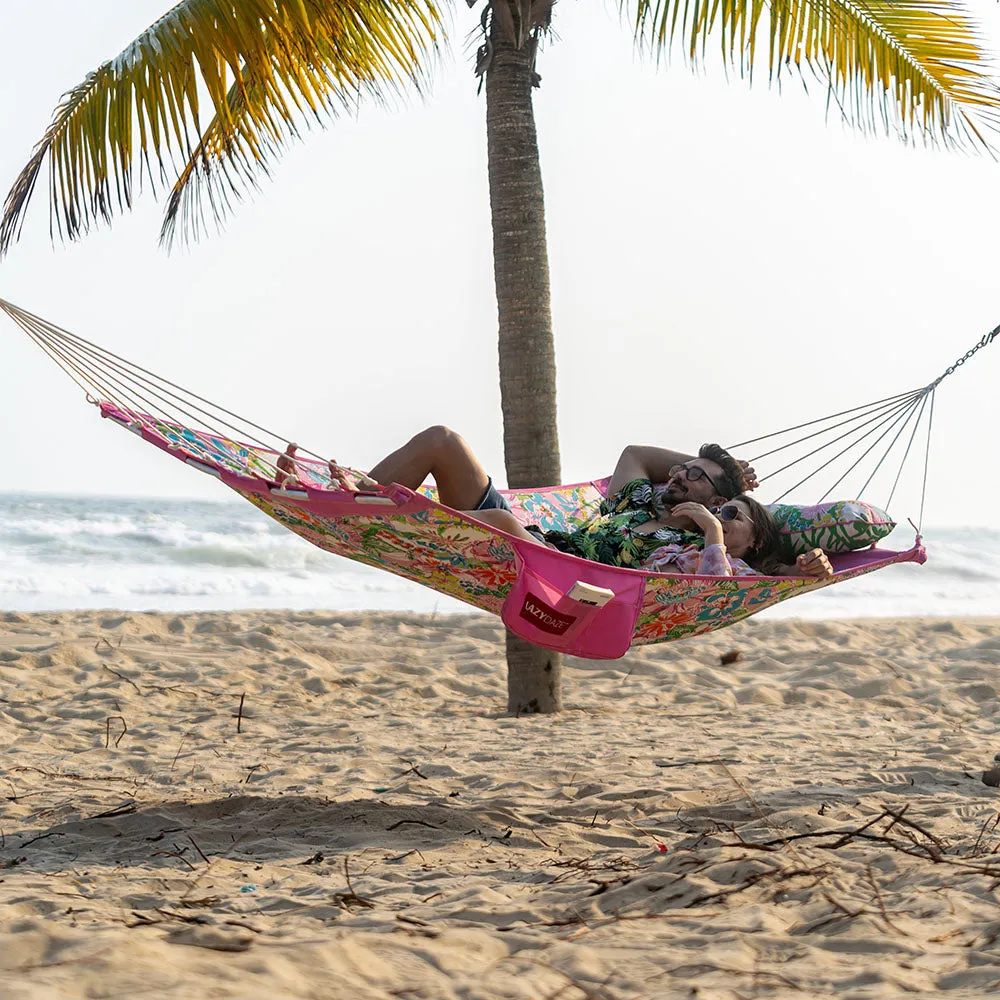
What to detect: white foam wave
<box><xmin>1</xmin><ymin>492</ymin><xmax>995</xmax><ymax>618</ymax></box>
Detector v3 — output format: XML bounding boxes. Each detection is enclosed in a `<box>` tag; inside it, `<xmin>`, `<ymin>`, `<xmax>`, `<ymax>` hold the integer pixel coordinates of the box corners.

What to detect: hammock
<box><xmin>2</xmin><ymin>299</ymin><xmax>993</xmax><ymax>659</ymax></box>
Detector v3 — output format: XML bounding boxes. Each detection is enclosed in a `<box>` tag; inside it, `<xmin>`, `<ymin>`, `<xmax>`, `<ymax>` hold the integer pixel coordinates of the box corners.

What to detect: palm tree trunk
<box><xmin>485</xmin><ymin>26</ymin><xmax>562</xmax><ymax>715</ymax></box>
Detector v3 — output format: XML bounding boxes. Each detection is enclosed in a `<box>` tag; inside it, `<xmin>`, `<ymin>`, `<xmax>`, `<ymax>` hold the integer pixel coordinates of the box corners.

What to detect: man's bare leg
<box><xmin>464</xmin><ymin>508</ymin><xmax>548</xmax><ymax>546</ymax></box>
<box><xmin>368</xmin><ymin>426</ymin><xmax>493</xmax><ymax>511</ymax></box>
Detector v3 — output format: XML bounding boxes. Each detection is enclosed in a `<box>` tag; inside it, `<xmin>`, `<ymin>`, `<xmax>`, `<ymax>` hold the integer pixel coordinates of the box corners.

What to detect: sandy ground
<box><xmin>1</xmin><ymin>610</ymin><xmax>1000</xmax><ymax>1000</ymax></box>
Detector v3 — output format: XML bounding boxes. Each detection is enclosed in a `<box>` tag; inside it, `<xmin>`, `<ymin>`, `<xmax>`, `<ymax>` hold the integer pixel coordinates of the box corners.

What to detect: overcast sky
<box><xmin>1</xmin><ymin>1</ymin><xmax>998</xmax><ymax>529</ymax></box>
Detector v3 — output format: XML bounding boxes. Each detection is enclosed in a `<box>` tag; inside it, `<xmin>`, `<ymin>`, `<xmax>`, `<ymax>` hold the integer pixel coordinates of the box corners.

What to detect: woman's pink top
<box><xmin>642</xmin><ymin>542</ymin><xmax>758</xmax><ymax>577</ymax></box>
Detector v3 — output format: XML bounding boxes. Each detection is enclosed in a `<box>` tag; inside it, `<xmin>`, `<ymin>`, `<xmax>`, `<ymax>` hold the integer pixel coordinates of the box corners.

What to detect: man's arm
<box><xmin>607</xmin><ymin>445</ymin><xmax>695</xmax><ymax>497</ymax></box>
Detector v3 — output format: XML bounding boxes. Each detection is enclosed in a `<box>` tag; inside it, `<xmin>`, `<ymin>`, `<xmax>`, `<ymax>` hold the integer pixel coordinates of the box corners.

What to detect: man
<box><xmin>347</xmin><ymin>425</ymin><xmax>829</xmax><ymax>576</ymax></box>
<box><xmin>605</xmin><ymin>442</ymin><xmax>756</xmax><ymax>527</ymax></box>
<box><xmin>365</xmin><ymin>426</ymin><xmax>750</xmax><ymax>524</ymax></box>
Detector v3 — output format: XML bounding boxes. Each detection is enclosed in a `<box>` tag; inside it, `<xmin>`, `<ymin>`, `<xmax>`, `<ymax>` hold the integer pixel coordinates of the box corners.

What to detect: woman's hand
<box><xmin>796</xmin><ymin>548</ymin><xmax>833</xmax><ymax>578</ymax></box>
<box><xmin>670</xmin><ymin>502</ymin><xmax>724</xmax><ymax>547</ymax></box>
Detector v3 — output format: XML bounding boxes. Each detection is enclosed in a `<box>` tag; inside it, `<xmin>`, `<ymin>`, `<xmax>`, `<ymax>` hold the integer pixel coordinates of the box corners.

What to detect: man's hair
<box><xmin>731</xmin><ymin>493</ymin><xmax>780</xmax><ymax>568</ymax></box>
<box><xmin>697</xmin><ymin>443</ymin><xmax>745</xmax><ymax>500</ymax></box>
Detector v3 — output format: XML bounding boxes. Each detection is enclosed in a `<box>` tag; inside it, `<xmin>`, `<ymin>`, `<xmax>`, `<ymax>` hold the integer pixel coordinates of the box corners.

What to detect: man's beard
<box><xmin>662</xmin><ymin>483</ymin><xmax>687</xmax><ymax>504</ymax></box>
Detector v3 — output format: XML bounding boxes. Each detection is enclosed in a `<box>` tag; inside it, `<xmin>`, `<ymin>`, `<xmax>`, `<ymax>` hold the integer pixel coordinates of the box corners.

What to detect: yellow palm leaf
<box><xmin>622</xmin><ymin>0</ymin><xmax>1000</xmax><ymax>147</ymax></box>
<box><xmin>0</xmin><ymin>0</ymin><xmax>444</xmax><ymax>254</ymax></box>
<box><xmin>160</xmin><ymin>69</ymin><xmax>286</xmax><ymax>248</ymax></box>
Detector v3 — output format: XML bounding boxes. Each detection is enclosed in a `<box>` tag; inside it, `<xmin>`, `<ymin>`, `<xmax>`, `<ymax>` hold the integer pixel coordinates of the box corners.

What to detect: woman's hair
<box><xmin>729</xmin><ymin>493</ymin><xmax>781</xmax><ymax>570</ymax></box>
<box><xmin>698</xmin><ymin>443</ymin><xmax>746</xmax><ymax>500</ymax></box>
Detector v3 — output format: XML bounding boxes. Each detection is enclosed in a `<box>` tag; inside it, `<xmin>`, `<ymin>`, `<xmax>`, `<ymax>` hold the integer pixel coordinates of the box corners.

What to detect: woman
<box><xmin>642</xmin><ymin>496</ymin><xmax>778</xmax><ymax>576</ymax></box>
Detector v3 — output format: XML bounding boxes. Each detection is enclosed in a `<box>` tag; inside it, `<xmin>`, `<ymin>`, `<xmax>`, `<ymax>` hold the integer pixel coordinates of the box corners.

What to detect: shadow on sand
<box><xmin>7</xmin><ymin>794</ymin><xmax>520</xmax><ymax>872</ymax></box>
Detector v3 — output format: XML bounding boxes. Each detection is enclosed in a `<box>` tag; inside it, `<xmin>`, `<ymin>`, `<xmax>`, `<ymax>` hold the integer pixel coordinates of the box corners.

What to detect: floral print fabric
<box><xmin>642</xmin><ymin>542</ymin><xmax>758</xmax><ymax>577</ymax></box>
<box><xmin>541</xmin><ymin>478</ymin><xmax>702</xmax><ymax>567</ymax></box>
<box><xmin>99</xmin><ymin>406</ymin><xmax>923</xmax><ymax>654</ymax></box>
<box><xmin>769</xmin><ymin>500</ymin><xmax>896</xmax><ymax>559</ymax></box>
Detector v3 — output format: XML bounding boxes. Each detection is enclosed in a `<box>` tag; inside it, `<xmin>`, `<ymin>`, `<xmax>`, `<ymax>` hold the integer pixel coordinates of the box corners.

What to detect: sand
<box><xmin>1</xmin><ymin>610</ymin><xmax>1000</xmax><ymax>999</ymax></box>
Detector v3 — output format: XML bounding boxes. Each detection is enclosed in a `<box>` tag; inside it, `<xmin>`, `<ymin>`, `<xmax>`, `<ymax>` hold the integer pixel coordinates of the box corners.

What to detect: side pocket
<box><xmin>500</xmin><ymin>543</ymin><xmax>645</xmax><ymax>660</ymax></box>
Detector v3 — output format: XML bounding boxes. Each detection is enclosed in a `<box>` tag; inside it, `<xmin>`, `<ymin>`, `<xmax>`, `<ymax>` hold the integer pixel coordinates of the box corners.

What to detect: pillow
<box><xmin>767</xmin><ymin>500</ymin><xmax>896</xmax><ymax>560</ymax></box>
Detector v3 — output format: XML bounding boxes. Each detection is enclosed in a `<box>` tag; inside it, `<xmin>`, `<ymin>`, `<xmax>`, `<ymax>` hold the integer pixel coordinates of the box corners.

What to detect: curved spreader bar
<box><xmin>100</xmin><ymin>402</ymin><xmax>926</xmax><ymax>659</ymax></box>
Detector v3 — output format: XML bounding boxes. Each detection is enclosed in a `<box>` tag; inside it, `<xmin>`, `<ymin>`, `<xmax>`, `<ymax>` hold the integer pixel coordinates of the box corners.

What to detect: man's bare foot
<box><xmin>327</xmin><ymin>459</ymin><xmax>358</xmax><ymax>492</ymax></box>
<box><xmin>275</xmin><ymin>443</ymin><xmax>299</xmax><ymax>487</ymax></box>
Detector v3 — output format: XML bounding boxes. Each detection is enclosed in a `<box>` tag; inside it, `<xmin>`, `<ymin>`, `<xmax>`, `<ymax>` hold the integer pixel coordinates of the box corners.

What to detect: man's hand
<box><xmin>796</xmin><ymin>548</ymin><xmax>833</xmax><ymax>578</ymax></box>
<box><xmin>738</xmin><ymin>460</ymin><xmax>759</xmax><ymax>492</ymax></box>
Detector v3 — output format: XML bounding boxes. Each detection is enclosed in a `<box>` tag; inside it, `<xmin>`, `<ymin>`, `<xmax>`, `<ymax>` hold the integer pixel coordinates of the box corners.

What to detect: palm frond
<box><xmin>1</xmin><ymin>0</ymin><xmax>444</xmax><ymax>254</ymax></box>
<box><xmin>160</xmin><ymin>64</ymin><xmax>291</xmax><ymax>248</ymax></box>
<box><xmin>622</xmin><ymin>0</ymin><xmax>1000</xmax><ymax>151</ymax></box>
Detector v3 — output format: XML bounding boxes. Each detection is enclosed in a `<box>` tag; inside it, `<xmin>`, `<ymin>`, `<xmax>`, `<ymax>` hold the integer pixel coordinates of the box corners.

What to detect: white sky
<box><xmin>0</xmin><ymin>1</ymin><xmax>998</xmax><ymax>529</ymax></box>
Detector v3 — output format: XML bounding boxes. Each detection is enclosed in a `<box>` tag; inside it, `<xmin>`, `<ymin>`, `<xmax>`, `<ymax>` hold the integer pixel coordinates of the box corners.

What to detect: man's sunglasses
<box><xmin>668</xmin><ymin>463</ymin><xmax>723</xmax><ymax>496</ymax></box>
<box><xmin>710</xmin><ymin>504</ymin><xmax>753</xmax><ymax>525</ymax></box>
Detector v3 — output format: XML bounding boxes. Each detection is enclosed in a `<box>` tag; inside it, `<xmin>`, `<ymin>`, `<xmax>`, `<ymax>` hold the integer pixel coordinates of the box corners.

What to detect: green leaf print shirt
<box><xmin>542</xmin><ymin>478</ymin><xmax>703</xmax><ymax>567</ymax></box>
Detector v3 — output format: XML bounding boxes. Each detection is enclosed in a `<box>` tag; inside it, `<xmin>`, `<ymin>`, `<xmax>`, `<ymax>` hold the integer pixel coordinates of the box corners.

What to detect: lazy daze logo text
<box><xmin>519</xmin><ymin>592</ymin><xmax>577</xmax><ymax>636</ymax></box>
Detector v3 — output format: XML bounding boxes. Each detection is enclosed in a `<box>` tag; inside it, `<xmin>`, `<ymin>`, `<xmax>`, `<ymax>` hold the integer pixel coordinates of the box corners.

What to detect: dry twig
<box><xmin>102</xmin><ymin>664</ymin><xmax>140</xmax><ymax>694</ymax></box>
<box><xmin>104</xmin><ymin>715</ymin><xmax>128</xmax><ymax>748</ymax></box>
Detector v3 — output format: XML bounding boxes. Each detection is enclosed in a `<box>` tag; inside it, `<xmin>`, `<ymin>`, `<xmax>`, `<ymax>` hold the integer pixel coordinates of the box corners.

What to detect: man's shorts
<box><xmin>474</xmin><ymin>477</ymin><xmax>513</xmax><ymax>512</ymax></box>
<box><xmin>475</xmin><ymin>478</ymin><xmax>547</xmax><ymax>544</ymax></box>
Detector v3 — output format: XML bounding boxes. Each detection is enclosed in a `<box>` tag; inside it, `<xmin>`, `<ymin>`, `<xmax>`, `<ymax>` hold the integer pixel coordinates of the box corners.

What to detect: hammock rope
<box><xmin>919</xmin><ymin>389</ymin><xmax>936</xmax><ymax>532</ymax></box>
<box><xmin>728</xmin><ymin>323</ymin><xmax>998</xmax><ymax>518</ymax></box>
<box><xmin>882</xmin><ymin>391</ymin><xmax>929</xmax><ymax>514</ymax></box>
<box><xmin>6</xmin><ymin>295</ymin><xmax>994</xmax><ymax>512</ymax></box>
<box><xmin>727</xmin><ymin>388</ymin><xmax>923</xmax><ymax>452</ymax></box>
<box><xmin>1</xmin><ymin>299</ymin><xmax>373</xmax><ymax>486</ymax></box>
<box><xmin>1</xmin><ymin>297</ymin><xmax>993</xmax><ymax>657</ymax></box>
<box><xmin>744</xmin><ymin>389</ymin><xmax>923</xmax><ymax>465</ymax></box>
<box><xmin>761</xmin><ymin>392</ymin><xmax>925</xmax><ymax>500</ymax></box>
<box><xmin>819</xmin><ymin>392</ymin><xmax>928</xmax><ymax>504</ymax></box>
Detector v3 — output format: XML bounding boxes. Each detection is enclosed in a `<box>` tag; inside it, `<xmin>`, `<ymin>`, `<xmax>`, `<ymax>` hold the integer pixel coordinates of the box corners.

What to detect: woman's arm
<box><xmin>697</xmin><ymin>544</ymin><xmax>735</xmax><ymax>576</ymax></box>
<box><xmin>669</xmin><ymin>503</ymin><xmax>747</xmax><ymax>575</ymax></box>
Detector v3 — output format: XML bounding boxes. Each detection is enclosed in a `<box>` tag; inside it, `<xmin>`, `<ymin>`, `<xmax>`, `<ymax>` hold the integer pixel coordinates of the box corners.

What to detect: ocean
<box><xmin>1</xmin><ymin>491</ymin><xmax>997</xmax><ymax>620</ymax></box>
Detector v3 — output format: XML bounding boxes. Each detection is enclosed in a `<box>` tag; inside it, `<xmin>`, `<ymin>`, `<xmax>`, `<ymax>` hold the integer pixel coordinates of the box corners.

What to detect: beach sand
<box><xmin>2</xmin><ymin>610</ymin><xmax>1000</xmax><ymax>999</ymax></box>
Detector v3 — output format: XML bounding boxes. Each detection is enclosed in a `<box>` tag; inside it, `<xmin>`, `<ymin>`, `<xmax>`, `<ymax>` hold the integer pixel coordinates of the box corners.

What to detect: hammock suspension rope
<box><xmin>0</xmin><ymin>298</ymin><xmax>373</xmax><ymax>489</ymax></box>
<box><xmin>4</xmin><ymin>295</ymin><xmax>994</xmax><ymax>513</ymax></box>
<box><xmin>728</xmin><ymin>324</ymin><xmax>997</xmax><ymax>528</ymax></box>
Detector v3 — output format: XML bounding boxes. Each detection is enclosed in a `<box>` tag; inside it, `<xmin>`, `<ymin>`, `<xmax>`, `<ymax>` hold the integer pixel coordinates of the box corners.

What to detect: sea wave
<box><xmin>1</xmin><ymin>491</ymin><xmax>996</xmax><ymax>617</ymax></box>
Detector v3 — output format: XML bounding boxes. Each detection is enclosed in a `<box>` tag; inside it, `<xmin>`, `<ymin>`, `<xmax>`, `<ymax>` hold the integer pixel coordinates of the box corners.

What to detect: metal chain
<box><xmin>930</xmin><ymin>325</ymin><xmax>998</xmax><ymax>388</ymax></box>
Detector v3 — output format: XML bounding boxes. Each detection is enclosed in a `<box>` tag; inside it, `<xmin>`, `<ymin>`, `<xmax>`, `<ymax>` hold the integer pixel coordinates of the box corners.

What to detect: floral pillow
<box><xmin>767</xmin><ymin>500</ymin><xmax>896</xmax><ymax>560</ymax></box>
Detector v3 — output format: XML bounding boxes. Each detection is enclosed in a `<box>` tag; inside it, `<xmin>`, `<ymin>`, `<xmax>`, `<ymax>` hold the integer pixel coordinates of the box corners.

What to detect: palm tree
<box><xmin>3</xmin><ymin>1</ymin><xmax>999</xmax><ymax>714</ymax></box>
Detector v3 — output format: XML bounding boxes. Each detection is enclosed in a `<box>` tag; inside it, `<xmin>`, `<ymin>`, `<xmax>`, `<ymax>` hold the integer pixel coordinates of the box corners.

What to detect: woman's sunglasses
<box><xmin>710</xmin><ymin>504</ymin><xmax>753</xmax><ymax>525</ymax></box>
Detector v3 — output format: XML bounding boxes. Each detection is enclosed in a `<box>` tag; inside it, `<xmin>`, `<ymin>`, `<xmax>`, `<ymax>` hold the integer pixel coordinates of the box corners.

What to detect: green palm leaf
<box><xmin>622</xmin><ymin>0</ymin><xmax>1000</xmax><ymax>147</ymax></box>
<box><xmin>0</xmin><ymin>0</ymin><xmax>444</xmax><ymax>254</ymax></box>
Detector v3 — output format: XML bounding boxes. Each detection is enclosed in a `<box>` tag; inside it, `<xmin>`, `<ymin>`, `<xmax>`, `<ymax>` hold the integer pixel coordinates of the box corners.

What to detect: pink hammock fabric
<box><xmin>98</xmin><ymin>402</ymin><xmax>926</xmax><ymax>659</ymax></box>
